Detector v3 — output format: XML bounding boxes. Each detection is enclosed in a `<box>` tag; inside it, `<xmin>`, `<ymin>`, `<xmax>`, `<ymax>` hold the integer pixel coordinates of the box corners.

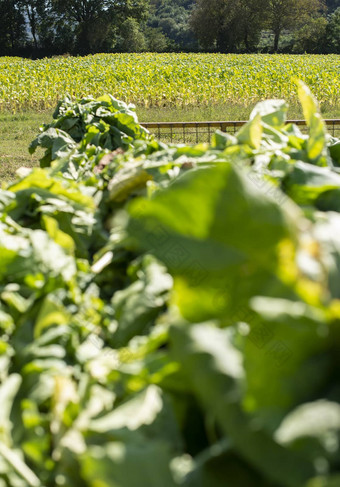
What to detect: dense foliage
<box><xmin>1</xmin><ymin>53</ymin><xmax>340</xmax><ymax>113</ymax></box>
<box><xmin>1</xmin><ymin>83</ymin><xmax>340</xmax><ymax>485</ymax></box>
<box><xmin>0</xmin><ymin>0</ymin><xmax>339</xmax><ymax>55</ymax></box>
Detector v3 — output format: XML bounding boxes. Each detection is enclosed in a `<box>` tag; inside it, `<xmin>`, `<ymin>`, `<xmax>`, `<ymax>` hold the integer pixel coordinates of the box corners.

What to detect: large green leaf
<box><xmin>170</xmin><ymin>323</ymin><xmax>316</xmax><ymax>487</ymax></box>
<box><xmin>296</xmin><ymin>80</ymin><xmax>329</xmax><ymax>167</ymax></box>
<box><xmin>128</xmin><ymin>163</ymin><xmax>297</xmax><ymax>322</ymax></box>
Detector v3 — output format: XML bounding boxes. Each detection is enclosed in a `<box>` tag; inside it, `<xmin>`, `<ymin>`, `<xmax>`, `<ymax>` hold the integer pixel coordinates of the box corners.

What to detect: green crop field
<box><xmin>1</xmin><ymin>53</ymin><xmax>340</xmax><ymax>113</ymax></box>
<box><xmin>1</xmin><ymin>53</ymin><xmax>340</xmax><ymax>181</ymax></box>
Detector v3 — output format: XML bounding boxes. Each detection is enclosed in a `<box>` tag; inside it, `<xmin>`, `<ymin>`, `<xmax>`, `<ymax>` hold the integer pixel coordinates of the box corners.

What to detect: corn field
<box><xmin>0</xmin><ymin>53</ymin><xmax>339</xmax><ymax>112</ymax></box>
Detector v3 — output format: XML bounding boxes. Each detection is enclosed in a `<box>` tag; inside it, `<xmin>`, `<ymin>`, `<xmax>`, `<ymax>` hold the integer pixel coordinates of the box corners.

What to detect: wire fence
<box><xmin>141</xmin><ymin>119</ymin><xmax>340</xmax><ymax>144</ymax></box>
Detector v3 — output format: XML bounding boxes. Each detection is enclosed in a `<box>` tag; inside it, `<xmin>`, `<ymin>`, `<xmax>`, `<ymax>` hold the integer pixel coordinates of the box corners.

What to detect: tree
<box><xmin>116</xmin><ymin>17</ymin><xmax>147</xmax><ymax>51</ymax></box>
<box><xmin>0</xmin><ymin>0</ymin><xmax>26</xmax><ymax>54</ymax></box>
<box><xmin>52</xmin><ymin>0</ymin><xmax>149</xmax><ymax>53</ymax></box>
<box><xmin>266</xmin><ymin>0</ymin><xmax>326</xmax><ymax>51</ymax></box>
<box><xmin>190</xmin><ymin>0</ymin><xmax>222</xmax><ymax>50</ymax></box>
<box><xmin>293</xmin><ymin>16</ymin><xmax>327</xmax><ymax>52</ymax></box>
<box><xmin>266</xmin><ymin>0</ymin><xmax>296</xmax><ymax>51</ymax></box>
<box><xmin>237</xmin><ymin>0</ymin><xmax>270</xmax><ymax>51</ymax></box>
<box><xmin>17</xmin><ymin>0</ymin><xmax>46</xmax><ymax>50</ymax></box>
<box><xmin>190</xmin><ymin>0</ymin><xmax>267</xmax><ymax>52</ymax></box>
<box><xmin>326</xmin><ymin>0</ymin><xmax>340</xmax><ymax>12</ymax></box>
<box><xmin>325</xmin><ymin>7</ymin><xmax>340</xmax><ymax>52</ymax></box>
<box><xmin>144</xmin><ymin>26</ymin><xmax>169</xmax><ymax>51</ymax></box>
<box><xmin>37</xmin><ymin>7</ymin><xmax>76</xmax><ymax>55</ymax></box>
<box><xmin>147</xmin><ymin>0</ymin><xmax>196</xmax><ymax>51</ymax></box>
<box><xmin>292</xmin><ymin>0</ymin><xmax>327</xmax><ymax>52</ymax></box>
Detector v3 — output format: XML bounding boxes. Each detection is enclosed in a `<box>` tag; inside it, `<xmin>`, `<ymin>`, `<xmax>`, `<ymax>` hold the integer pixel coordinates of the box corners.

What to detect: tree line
<box><xmin>191</xmin><ymin>0</ymin><xmax>340</xmax><ymax>53</ymax></box>
<box><xmin>0</xmin><ymin>0</ymin><xmax>339</xmax><ymax>57</ymax></box>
